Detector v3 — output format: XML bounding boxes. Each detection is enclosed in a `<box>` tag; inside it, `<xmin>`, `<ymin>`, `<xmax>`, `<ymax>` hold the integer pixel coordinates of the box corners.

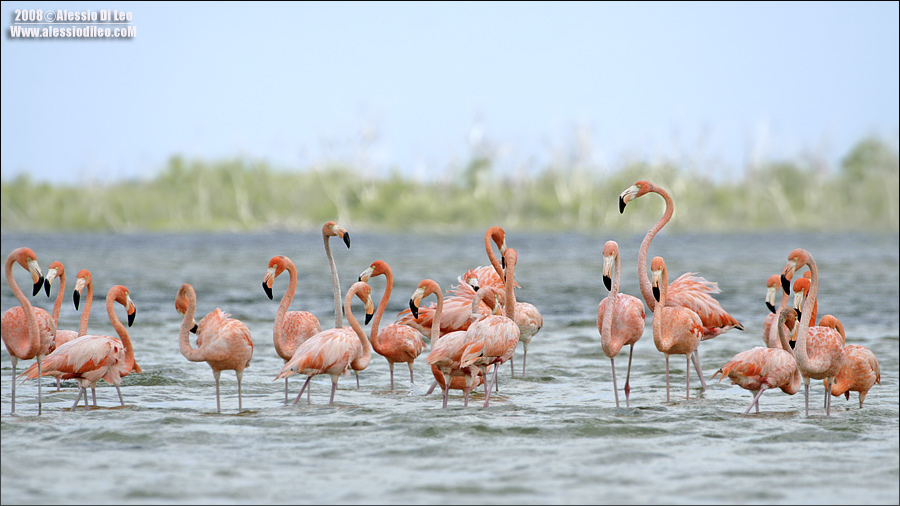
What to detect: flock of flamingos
<box><xmin>1</xmin><ymin>179</ymin><xmax>881</xmax><ymax>417</ymax></box>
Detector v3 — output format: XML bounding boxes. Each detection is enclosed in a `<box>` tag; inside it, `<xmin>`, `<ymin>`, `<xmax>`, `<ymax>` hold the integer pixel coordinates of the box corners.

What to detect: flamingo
<box><xmin>263</xmin><ymin>255</ymin><xmax>322</xmax><ymax>403</ymax></box>
<box><xmin>358</xmin><ymin>260</ymin><xmax>426</xmax><ymax>391</ymax></box>
<box><xmin>597</xmin><ymin>240</ymin><xmax>645</xmax><ymax>408</ymax></box>
<box><xmin>619</xmin><ymin>180</ymin><xmax>744</xmax><ymax>390</ymax></box>
<box><xmin>815</xmin><ymin>314</ymin><xmax>879</xmax><ymax>409</ymax></box>
<box><xmin>322</xmin><ymin>221</ymin><xmax>351</xmax><ymax>329</ymax></box>
<box><xmin>176</xmin><ymin>283</ymin><xmax>254</xmax><ymax>414</ymax></box>
<box><xmin>792</xmin><ymin>274</ymin><xmax>818</xmax><ymax>327</ymax></box>
<box><xmin>781</xmin><ymin>248</ymin><xmax>844</xmax><ymax>416</ymax></box>
<box><xmin>712</xmin><ymin>307</ymin><xmax>802</xmax><ymax>414</ymax></box>
<box><xmin>19</xmin><ymin>284</ymin><xmax>140</xmax><ymax>410</ymax></box>
<box><xmin>43</xmin><ymin>261</ymin><xmax>72</xmax><ymax>389</ymax></box>
<box><xmin>459</xmin><ymin>247</ymin><xmax>521</xmax><ymax>407</ymax></box>
<box><xmin>762</xmin><ymin>274</ymin><xmax>790</xmax><ymax>350</ymax></box>
<box><xmin>2</xmin><ymin>247</ymin><xmax>50</xmax><ymax>414</ymax></box>
<box><xmin>418</xmin><ymin>280</ymin><xmax>499</xmax><ymax>407</ymax></box>
<box><xmin>275</xmin><ymin>281</ymin><xmax>375</xmax><ymax>405</ymax></box>
<box><xmin>650</xmin><ymin>256</ymin><xmax>703</xmax><ymax>402</ymax></box>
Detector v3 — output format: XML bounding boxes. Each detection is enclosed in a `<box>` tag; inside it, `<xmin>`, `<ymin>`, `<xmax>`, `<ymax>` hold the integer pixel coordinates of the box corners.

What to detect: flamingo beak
<box><xmin>602</xmin><ymin>255</ymin><xmax>614</xmax><ymax>291</ymax></box>
<box><xmin>74</xmin><ymin>289</ymin><xmax>81</xmax><ymax>310</ymax></box>
<box><xmin>603</xmin><ymin>275</ymin><xmax>612</xmax><ymax>292</ymax></box>
<box><xmin>342</xmin><ymin>231</ymin><xmax>351</xmax><ymax>249</ymax></box>
<box><xmin>33</xmin><ymin>277</ymin><xmax>43</xmax><ymax>297</ymax></box>
<box><xmin>618</xmin><ymin>195</ymin><xmax>627</xmax><ymax>214</ymax></box>
<box><xmin>128</xmin><ymin>308</ymin><xmax>136</xmax><ymax>327</ymax></box>
<box><xmin>191</xmin><ymin>323</ymin><xmax>198</xmax><ymax>333</ymax></box>
<box><xmin>766</xmin><ymin>302</ymin><xmax>776</xmax><ymax>314</ymax></box>
<box><xmin>652</xmin><ymin>285</ymin><xmax>660</xmax><ymax>302</ymax></box>
<box><xmin>364</xmin><ymin>296</ymin><xmax>374</xmax><ymax>325</ymax></box>
<box><xmin>263</xmin><ymin>280</ymin><xmax>273</xmax><ymax>300</ymax></box>
<box><xmin>44</xmin><ymin>278</ymin><xmax>51</xmax><ymax>297</ymax></box>
<box><xmin>359</xmin><ymin>265</ymin><xmax>374</xmax><ymax>283</ymax></box>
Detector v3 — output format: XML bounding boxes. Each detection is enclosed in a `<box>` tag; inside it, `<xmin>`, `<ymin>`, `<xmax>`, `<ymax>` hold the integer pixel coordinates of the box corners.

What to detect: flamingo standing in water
<box><xmin>176</xmin><ymin>283</ymin><xmax>253</xmax><ymax>414</ymax></box>
<box><xmin>358</xmin><ymin>260</ymin><xmax>426</xmax><ymax>391</ymax></box>
<box><xmin>781</xmin><ymin>248</ymin><xmax>844</xmax><ymax>416</ymax></box>
<box><xmin>713</xmin><ymin>307</ymin><xmax>802</xmax><ymax>414</ymax></box>
<box><xmin>263</xmin><ymin>255</ymin><xmax>322</xmax><ymax>403</ymax></box>
<box><xmin>650</xmin><ymin>256</ymin><xmax>703</xmax><ymax>402</ymax></box>
<box><xmin>275</xmin><ymin>281</ymin><xmax>375</xmax><ymax>405</ymax></box>
<box><xmin>20</xmin><ymin>284</ymin><xmax>140</xmax><ymax>410</ymax></box>
<box><xmin>2</xmin><ymin>247</ymin><xmax>50</xmax><ymax>414</ymax></box>
<box><xmin>815</xmin><ymin>315</ymin><xmax>880</xmax><ymax>409</ymax></box>
<box><xmin>459</xmin><ymin>247</ymin><xmax>521</xmax><ymax>407</ymax></box>
<box><xmin>597</xmin><ymin>240</ymin><xmax>645</xmax><ymax>408</ymax></box>
<box><xmin>322</xmin><ymin>221</ymin><xmax>351</xmax><ymax>329</ymax></box>
<box><xmin>43</xmin><ymin>261</ymin><xmax>71</xmax><ymax>389</ymax></box>
<box><xmin>619</xmin><ymin>180</ymin><xmax>744</xmax><ymax>390</ymax></box>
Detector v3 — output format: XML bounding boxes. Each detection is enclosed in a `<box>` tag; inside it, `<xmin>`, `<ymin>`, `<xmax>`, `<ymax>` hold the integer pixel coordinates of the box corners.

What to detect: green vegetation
<box><xmin>2</xmin><ymin>136</ymin><xmax>897</xmax><ymax>233</ymax></box>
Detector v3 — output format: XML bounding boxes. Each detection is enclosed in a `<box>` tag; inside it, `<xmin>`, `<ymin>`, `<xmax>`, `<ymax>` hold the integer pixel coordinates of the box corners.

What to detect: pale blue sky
<box><xmin>2</xmin><ymin>1</ymin><xmax>898</xmax><ymax>184</ymax></box>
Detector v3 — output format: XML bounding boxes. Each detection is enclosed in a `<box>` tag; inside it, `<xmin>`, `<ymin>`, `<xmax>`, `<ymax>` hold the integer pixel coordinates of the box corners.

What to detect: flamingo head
<box><xmin>324</xmin><ymin>221</ymin><xmax>351</xmax><ymax>248</ymax></box>
<box><xmin>10</xmin><ymin>247</ymin><xmax>44</xmax><ymax>297</ymax></box>
<box><xmin>349</xmin><ymin>281</ymin><xmax>374</xmax><ymax>325</ymax></box>
<box><xmin>487</xmin><ymin>226</ymin><xmax>508</xmax><ymax>268</ymax></box>
<box><xmin>650</xmin><ymin>256</ymin><xmax>666</xmax><ymax>302</ymax></box>
<box><xmin>618</xmin><ymin>180</ymin><xmax>652</xmax><ymax>214</ymax></box>
<box><xmin>792</xmin><ymin>277</ymin><xmax>811</xmax><ymax>320</ymax></box>
<box><xmin>263</xmin><ymin>255</ymin><xmax>292</xmax><ymax>300</ymax></box>
<box><xmin>44</xmin><ymin>261</ymin><xmax>64</xmax><ymax>297</ymax></box>
<box><xmin>602</xmin><ymin>241</ymin><xmax>618</xmax><ymax>291</ymax></box>
<box><xmin>175</xmin><ymin>283</ymin><xmax>198</xmax><ymax>333</ymax></box>
<box><xmin>358</xmin><ymin>260</ymin><xmax>389</xmax><ymax>283</ymax></box>
<box><xmin>73</xmin><ymin>269</ymin><xmax>92</xmax><ymax>310</ymax></box>
<box><xmin>111</xmin><ymin>285</ymin><xmax>136</xmax><ymax>327</ymax></box>
<box><xmin>409</xmin><ymin>279</ymin><xmax>440</xmax><ymax>320</ymax></box>
<box><xmin>765</xmin><ymin>274</ymin><xmax>781</xmax><ymax>313</ymax></box>
<box><xmin>781</xmin><ymin>248</ymin><xmax>810</xmax><ymax>294</ymax></box>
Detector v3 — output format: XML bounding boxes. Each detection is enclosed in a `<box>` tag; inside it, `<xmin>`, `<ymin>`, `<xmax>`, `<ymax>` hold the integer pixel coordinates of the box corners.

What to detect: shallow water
<box><xmin>2</xmin><ymin>230</ymin><xmax>898</xmax><ymax>505</ymax></box>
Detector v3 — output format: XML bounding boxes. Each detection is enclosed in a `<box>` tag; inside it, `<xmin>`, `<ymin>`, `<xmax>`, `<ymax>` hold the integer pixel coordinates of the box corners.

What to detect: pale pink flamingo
<box><xmin>781</xmin><ymin>248</ymin><xmax>844</xmax><ymax>416</ymax></box>
<box><xmin>712</xmin><ymin>307</ymin><xmax>802</xmax><ymax>414</ymax></box>
<box><xmin>358</xmin><ymin>260</ymin><xmax>426</xmax><ymax>391</ymax></box>
<box><xmin>597</xmin><ymin>240</ymin><xmax>645</xmax><ymax>408</ymax></box>
<box><xmin>419</xmin><ymin>280</ymin><xmax>500</xmax><ymax>407</ymax></box>
<box><xmin>263</xmin><ymin>255</ymin><xmax>322</xmax><ymax>403</ymax></box>
<box><xmin>322</xmin><ymin>221</ymin><xmax>351</xmax><ymax>329</ymax></box>
<box><xmin>619</xmin><ymin>180</ymin><xmax>744</xmax><ymax>389</ymax></box>
<box><xmin>762</xmin><ymin>274</ymin><xmax>790</xmax><ymax>350</ymax></box>
<box><xmin>275</xmin><ymin>281</ymin><xmax>375</xmax><ymax>405</ymax></box>
<box><xmin>2</xmin><ymin>247</ymin><xmax>51</xmax><ymax>414</ymax></box>
<box><xmin>650</xmin><ymin>256</ymin><xmax>703</xmax><ymax>402</ymax></box>
<box><xmin>815</xmin><ymin>314</ymin><xmax>879</xmax><ymax>409</ymax></box>
<box><xmin>43</xmin><ymin>261</ymin><xmax>71</xmax><ymax>389</ymax></box>
<box><xmin>176</xmin><ymin>283</ymin><xmax>254</xmax><ymax>414</ymax></box>
<box><xmin>459</xmin><ymin>247</ymin><xmax>521</xmax><ymax>407</ymax></box>
<box><xmin>19</xmin><ymin>284</ymin><xmax>140</xmax><ymax>410</ymax></box>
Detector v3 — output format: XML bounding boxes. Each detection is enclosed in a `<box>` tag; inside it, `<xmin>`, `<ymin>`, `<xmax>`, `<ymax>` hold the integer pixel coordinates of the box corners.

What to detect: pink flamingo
<box><xmin>712</xmin><ymin>307</ymin><xmax>802</xmax><ymax>414</ymax></box>
<box><xmin>263</xmin><ymin>255</ymin><xmax>322</xmax><ymax>403</ymax></box>
<box><xmin>43</xmin><ymin>261</ymin><xmax>71</xmax><ymax>389</ymax></box>
<box><xmin>650</xmin><ymin>256</ymin><xmax>703</xmax><ymax>402</ymax></box>
<box><xmin>19</xmin><ymin>284</ymin><xmax>140</xmax><ymax>410</ymax></box>
<box><xmin>176</xmin><ymin>283</ymin><xmax>254</xmax><ymax>414</ymax></box>
<box><xmin>762</xmin><ymin>274</ymin><xmax>791</xmax><ymax>350</ymax></box>
<box><xmin>275</xmin><ymin>281</ymin><xmax>375</xmax><ymax>405</ymax></box>
<box><xmin>619</xmin><ymin>180</ymin><xmax>744</xmax><ymax>389</ymax></box>
<box><xmin>781</xmin><ymin>248</ymin><xmax>844</xmax><ymax>416</ymax></box>
<box><xmin>459</xmin><ymin>247</ymin><xmax>521</xmax><ymax>407</ymax></box>
<box><xmin>815</xmin><ymin>314</ymin><xmax>879</xmax><ymax>409</ymax></box>
<box><xmin>597</xmin><ymin>240</ymin><xmax>645</xmax><ymax>408</ymax></box>
<box><xmin>322</xmin><ymin>221</ymin><xmax>351</xmax><ymax>329</ymax></box>
<box><xmin>358</xmin><ymin>260</ymin><xmax>426</xmax><ymax>391</ymax></box>
<box><xmin>418</xmin><ymin>280</ymin><xmax>499</xmax><ymax>407</ymax></box>
<box><xmin>2</xmin><ymin>247</ymin><xmax>51</xmax><ymax>414</ymax></box>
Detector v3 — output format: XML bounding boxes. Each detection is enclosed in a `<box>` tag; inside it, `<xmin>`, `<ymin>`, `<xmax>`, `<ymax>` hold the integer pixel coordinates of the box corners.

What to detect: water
<box><xmin>2</xmin><ymin>230</ymin><xmax>898</xmax><ymax>505</ymax></box>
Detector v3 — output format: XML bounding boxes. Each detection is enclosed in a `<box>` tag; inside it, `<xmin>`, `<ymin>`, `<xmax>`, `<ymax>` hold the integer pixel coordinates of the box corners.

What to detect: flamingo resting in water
<box><xmin>619</xmin><ymin>180</ymin><xmax>744</xmax><ymax>391</ymax></box>
<box><xmin>781</xmin><ymin>248</ymin><xmax>844</xmax><ymax>417</ymax></box>
<box><xmin>275</xmin><ymin>281</ymin><xmax>375</xmax><ymax>406</ymax></box>
<box><xmin>358</xmin><ymin>260</ymin><xmax>426</xmax><ymax>391</ymax></box>
<box><xmin>650</xmin><ymin>256</ymin><xmax>703</xmax><ymax>403</ymax></box>
<box><xmin>176</xmin><ymin>283</ymin><xmax>253</xmax><ymax>414</ymax></box>
<box><xmin>712</xmin><ymin>307</ymin><xmax>802</xmax><ymax>414</ymax></box>
<box><xmin>20</xmin><ymin>284</ymin><xmax>140</xmax><ymax>410</ymax></box>
<box><xmin>263</xmin><ymin>255</ymin><xmax>322</xmax><ymax>403</ymax></box>
<box><xmin>2</xmin><ymin>247</ymin><xmax>52</xmax><ymax>415</ymax></box>
<box><xmin>597</xmin><ymin>241</ymin><xmax>646</xmax><ymax>408</ymax></box>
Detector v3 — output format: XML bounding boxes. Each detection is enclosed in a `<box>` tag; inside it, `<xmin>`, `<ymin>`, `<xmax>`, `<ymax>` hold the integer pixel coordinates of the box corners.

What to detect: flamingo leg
<box><xmin>214</xmin><ymin>370</ymin><xmax>221</xmax><ymax>414</ymax></box>
<box><xmin>71</xmin><ymin>386</ymin><xmax>84</xmax><ymax>410</ymax></box>
<box><xmin>407</xmin><ymin>362</ymin><xmax>415</xmax><ymax>386</ymax></box>
<box><xmin>37</xmin><ymin>356</ymin><xmax>42</xmax><ymax>416</ymax></box>
<box><xmin>691</xmin><ymin>349</ymin><xmax>707</xmax><ymax>391</ymax></box>
<box><xmin>744</xmin><ymin>386</ymin><xmax>768</xmax><ymax>414</ymax></box>
<box><xmin>509</xmin><ymin>356</ymin><xmax>514</xmax><ymax>378</ymax></box>
<box><xmin>425</xmin><ymin>379</ymin><xmax>438</xmax><ymax>395</ymax></box>
<box><xmin>610</xmin><ymin>357</ymin><xmax>620</xmax><ymax>408</ymax></box>
<box><xmin>56</xmin><ymin>377</ymin><xmax>61</xmax><ymax>391</ymax></box>
<box><xmin>329</xmin><ymin>379</ymin><xmax>338</xmax><ymax>405</ymax></box>
<box><xmin>665</xmin><ymin>354</ymin><xmax>671</xmax><ymax>403</ymax></box>
<box><xmin>440</xmin><ymin>371</ymin><xmax>450</xmax><ymax>409</ymax></box>
<box><xmin>292</xmin><ymin>376</ymin><xmax>313</xmax><ymax>405</ymax></box>
<box><xmin>825</xmin><ymin>378</ymin><xmax>832</xmax><ymax>417</ymax></box>
<box><xmin>389</xmin><ymin>362</ymin><xmax>395</xmax><ymax>391</ymax></box>
<box><xmin>685</xmin><ymin>355</ymin><xmax>691</xmax><ymax>400</ymax></box>
<box><xmin>463</xmin><ymin>376</ymin><xmax>472</xmax><ymax>407</ymax></box>
<box><xmin>804</xmin><ymin>379</ymin><xmax>810</xmax><ymax>417</ymax></box>
<box><xmin>91</xmin><ymin>386</ymin><xmax>98</xmax><ymax>406</ymax></box>
<box><xmin>355</xmin><ymin>371</ymin><xmax>360</xmax><ymax>389</ymax></box>
<box><xmin>484</xmin><ymin>364</ymin><xmax>500</xmax><ymax>408</ymax></box>
<box><xmin>624</xmin><ymin>343</ymin><xmax>635</xmax><ymax>408</ymax></box>
<box><xmin>236</xmin><ymin>370</ymin><xmax>243</xmax><ymax>412</ymax></box>
<box><xmin>84</xmin><ymin>384</ymin><xmax>90</xmax><ymax>410</ymax></box>
<box><xmin>115</xmin><ymin>385</ymin><xmax>124</xmax><ymax>406</ymax></box>
<box><xmin>10</xmin><ymin>357</ymin><xmax>17</xmax><ymax>414</ymax></box>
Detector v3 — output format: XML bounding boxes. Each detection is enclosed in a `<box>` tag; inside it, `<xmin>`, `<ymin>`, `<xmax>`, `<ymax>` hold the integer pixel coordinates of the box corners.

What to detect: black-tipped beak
<box><xmin>365</xmin><ymin>311</ymin><xmax>373</xmax><ymax>325</ymax></box>
<box><xmin>33</xmin><ymin>276</ymin><xmax>43</xmax><ymax>297</ymax></box>
<box><xmin>619</xmin><ymin>196</ymin><xmax>626</xmax><ymax>214</ymax></box>
<box><xmin>781</xmin><ymin>274</ymin><xmax>790</xmax><ymax>295</ymax></box>
<box><xmin>343</xmin><ymin>232</ymin><xmax>351</xmax><ymax>249</ymax></box>
<box><xmin>409</xmin><ymin>299</ymin><xmax>419</xmax><ymax>320</ymax></box>
<box><xmin>44</xmin><ymin>279</ymin><xmax>51</xmax><ymax>297</ymax></box>
<box><xmin>74</xmin><ymin>290</ymin><xmax>81</xmax><ymax>310</ymax></box>
<box><xmin>789</xmin><ymin>339</ymin><xmax>796</xmax><ymax>350</ymax></box>
<box><xmin>263</xmin><ymin>280</ymin><xmax>273</xmax><ymax>300</ymax></box>
<box><xmin>652</xmin><ymin>285</ymin><xmax>660</xmax><ymax>302</ymax></box>
<box><xmin>796</xmin><ymin>310</ymin><xmax>802</xmax><ymax>321</ymax></box>
<box><xmin>501</xmin><ymin>256</ymin><xmax>506</xmax><ymax>270</ymax></box>
<box><xmin>766</xmin><ymin>302</ymin><xmax>776</xmax><ymax>314</ymax></box>
<box><xmin>603</xmin><ymin>274</ymin><xmax>612</xmax><ymax>292</ymax></box>
<box><xmin>190</xmin><ymin>323</ymin><xmax>198</xmax><ymax>333</ymax></box>
<box><xmin>127</xmin><ymin>309</ymin><xmax>136</xmax><ymax>327</ymax></box>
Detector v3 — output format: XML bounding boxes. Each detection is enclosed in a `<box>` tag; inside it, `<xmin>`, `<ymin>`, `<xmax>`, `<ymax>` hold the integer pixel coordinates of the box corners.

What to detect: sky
<box><xmin>1</xmin><ymin>1</ymin><xmax>898</xmax><ymax>185</ymax></box>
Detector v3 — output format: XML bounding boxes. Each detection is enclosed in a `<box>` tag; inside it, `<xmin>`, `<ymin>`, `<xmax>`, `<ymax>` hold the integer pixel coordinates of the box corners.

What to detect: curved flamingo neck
<box><xmin>637</xmin><ymin>184</ymin><xmax>673</xmax><ymax>311</ymax></box>
<box><xmin>370</xmin><ymin>266</ymin><xmax>394</xmax><ymax>343</ymax></box>
<box><xmin>5</xmin><ymin>254</ymin><xmax>41</xmax><ymax>357</ymax></box>
<box><xmin>273</xmin><ymin>261</ymin><xmax>298</xmax><ymax>358</ymax></box>
<box><xmin>795</xmin><ymin>254</ymin><xmax>821</xmax><ymax>373</ymax></box>
<box><xmin>602</xmin><ymin>250</ymin><xmax>621</xmax><ymax>345</ymax></box>
<box><xmin>78</xmin><ymin>279</ymin><xmax>93</xmax><ymax>336</ymax></box>
<box><xmin>178</xmin><ymin>286</ymin><xmax>205</xmax><ymax>362</ymax></box>
<box><xmin>504</xmin><ymin>256</ymin><xmax>516</xmax><ymax>321</ymax></box>
<box><xmin>344</xmin><ymin>287</ymin><xmax>372</xmax><ymax>363</ymax></box>
<box><xmin>325</xmin><ymin>233</ymin><xmax>343</xmax><ymax>328</ymax></box>
<box><xmin>107</xmin><ymin>290</ymin><xmax>137</xmax><ymax>372</ymax></box>
<box><xmin>777</xmin><ymin>309</ymin><xmax>793</xmax><ymax>353</ymax></box>
<box><xmin>485</xmin><ymin>230</ymin><xmax>504</xmax><ymax>281</ymax></box>
<box><xmin>51</xmin><ymin>271</ymin><xmax>65</xmax><ymax>326</ymax></box>
<box><xmin>767</xmin><ymin>288</ymin><xmax>790</xmax><ymax>347</ymax></box>
<box><xmin>430</xmin><ymin>286</ymin><xmax>444</xmax><ymax>343</ymax></box>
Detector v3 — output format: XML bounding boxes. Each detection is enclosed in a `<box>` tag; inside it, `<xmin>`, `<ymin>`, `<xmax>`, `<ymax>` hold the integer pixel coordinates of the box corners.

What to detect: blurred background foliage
<box><xmin>2</xmin><ymin>135</ymin><xmax>897</xmax><ymax>234</ymax></box>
